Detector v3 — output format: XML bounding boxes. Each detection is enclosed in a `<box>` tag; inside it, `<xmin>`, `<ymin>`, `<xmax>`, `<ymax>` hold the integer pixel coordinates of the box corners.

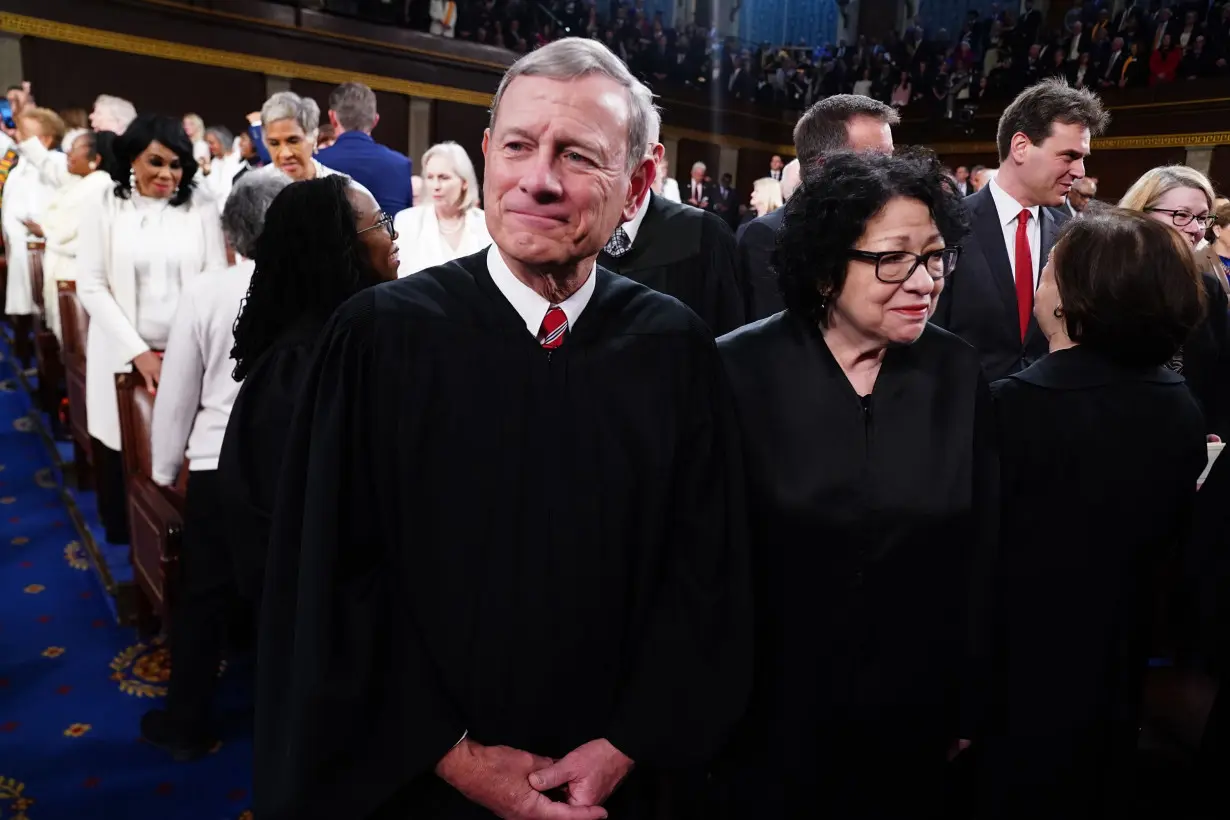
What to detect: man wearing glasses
<box><xmin>934</xmin><ymin>79</ymin><xmax>1109</xmax><ymax>381</ymax></box>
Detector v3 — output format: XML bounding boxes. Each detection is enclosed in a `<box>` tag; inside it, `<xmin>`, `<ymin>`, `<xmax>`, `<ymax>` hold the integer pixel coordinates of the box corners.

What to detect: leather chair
<box><xmin>57</xmin><ymin>282</ymin><xmax>93</xmax><ymax>488</ymax></box>
<box><xmin>27</xmin><ymin>239</ymin><xmax>65</xmax><ymax>421</ymax></box>
<box><xmin>115</xmin><ymin>372</ymin><xmax>184</xmax><ymax>636</ymax></box>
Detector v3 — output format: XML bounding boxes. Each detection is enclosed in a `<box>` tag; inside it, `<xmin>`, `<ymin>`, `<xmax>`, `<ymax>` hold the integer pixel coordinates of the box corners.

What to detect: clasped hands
<box><xmin>436</xmin><ymin>737</ymin><xmax>634</xmax><ymax>820</ymax></box>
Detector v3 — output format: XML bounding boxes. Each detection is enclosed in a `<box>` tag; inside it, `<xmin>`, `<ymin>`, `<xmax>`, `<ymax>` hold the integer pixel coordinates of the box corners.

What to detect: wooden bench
<box><xmin>57</xmin><ymin>281</ymin><xmax>93</xmax><ymax>488</ymax></box>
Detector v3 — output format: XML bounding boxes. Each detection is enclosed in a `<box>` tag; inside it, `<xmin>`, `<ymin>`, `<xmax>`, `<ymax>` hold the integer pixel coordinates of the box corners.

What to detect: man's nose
<box><xmin>518</xmin><ymin>149</ymin><xmax>564</xmax><ymax>200</ymax></box>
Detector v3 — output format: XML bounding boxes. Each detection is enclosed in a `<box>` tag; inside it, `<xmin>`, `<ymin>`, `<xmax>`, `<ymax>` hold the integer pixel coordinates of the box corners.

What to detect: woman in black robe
<box><xmin>983</xmin><ymin>209</ymin><xmax>1208</xmax><ymax>818</ymax></box>
<box><xmin>217</xmin><ymin>174</ymin><xmax>400</xmax><ymax>604</ymax></box>
<box><xmin>715</xmin><ymin>149</ymin><xmax>995</xmax><ymax>818</ymax></box>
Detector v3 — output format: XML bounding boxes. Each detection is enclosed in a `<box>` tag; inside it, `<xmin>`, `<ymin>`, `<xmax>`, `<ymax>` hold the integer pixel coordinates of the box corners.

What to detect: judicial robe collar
<box><xmin>486</xmin><ymin>243</ymin><xmax>597</xmax><ymax>339</ymax></box>
<box><xmin>1005</xmin><ymin>344</ymin><xmax>1184</xmax><ymax>390</ymax></box>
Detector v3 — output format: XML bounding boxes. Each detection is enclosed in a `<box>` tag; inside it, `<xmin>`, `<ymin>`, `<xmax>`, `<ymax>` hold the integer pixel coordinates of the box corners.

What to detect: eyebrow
<box><xmin>499</xmin><ymin>125</ymin><xmax>605</xmax><ymax>159</ymax></box>
<box><xmin>871</xmin><ymin>232</ymin><xmax>944</xmax><ymax>247</ymax></box>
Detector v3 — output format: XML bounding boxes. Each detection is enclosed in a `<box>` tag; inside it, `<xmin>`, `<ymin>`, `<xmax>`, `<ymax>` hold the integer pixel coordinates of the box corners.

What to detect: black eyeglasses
<box><xmin>846</xmin><ymin>247</ymin><xmax>961</xmax><ymax>283</ymax></box>
<box><xmin>1145</xmin><ymin>208</ymin><xmax>1215</xmax><ymax>229</ymax></box>
<box><xmin>358</xmin><ymin>211</ymin><xmax>395</xmax><ymax>238</ymax></box>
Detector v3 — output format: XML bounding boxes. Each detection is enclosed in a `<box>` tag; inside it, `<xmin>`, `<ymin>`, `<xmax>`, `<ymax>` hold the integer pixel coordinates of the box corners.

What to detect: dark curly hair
<box><xmin>110</xmin><ymin>113</ymin><xmax>198</xmax><ymax>207</ymax></box>
<box><xmin>775</xmin><ymin>148</ymin><xmax>969</xmax><ymax>327</ymax></box>
<box><xmin>230</xmin><ymin>174</ymin><xmax>382</xmax><ymax>381</ymax></box>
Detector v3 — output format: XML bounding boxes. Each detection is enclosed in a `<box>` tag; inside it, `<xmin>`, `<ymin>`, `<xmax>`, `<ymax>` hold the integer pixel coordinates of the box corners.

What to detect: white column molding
<box><xmin>1186</xmin><ymin>146</ymin><xmax>1214</xmax><ymax>177</ymax></box>
<box><xmin>408</xmin><ymin>97</ymin><xmax>433</xmax><ymax>168</ymax></box>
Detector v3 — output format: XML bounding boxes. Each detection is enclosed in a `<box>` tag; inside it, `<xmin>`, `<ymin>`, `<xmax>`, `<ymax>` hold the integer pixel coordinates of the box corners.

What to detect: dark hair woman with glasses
<box><xmin>218</xmin><ymin>174</ymin><xmax>398</xmax><ymax>608</ymax></box>
<box><xmin>982</xmin><ymin>209</ymin><xmax>1207</xmax><ymax>818</ymax></box>
<box><xmin>714</xmin><ymin>149</ymin><xmax>992</xmax><ymax>819</ymax></box>
<box><xmin>1119</xmin><ymin>165</ymin><xmax>1230</xmax><ymax>437</ymax></box>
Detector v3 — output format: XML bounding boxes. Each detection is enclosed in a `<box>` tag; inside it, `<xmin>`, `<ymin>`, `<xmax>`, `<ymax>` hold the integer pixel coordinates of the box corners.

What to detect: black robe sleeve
<box><xmin>254</xmin><ymin>292</ymin><xmax>465</xmax><ymax>820</ymax></box>
<box><xmin>962</xmin><ymin>376</ymin><xmax>1000</xmax><ymax>739</ymax></box>
<box><xmin>703</xmin><ymin>216</ymin><xmax>747</xmax><ymax>337</ymax></box>
<box><xmin>606</xmin><ymin>338</ymin><xmax>752</xmax><ymax>767</ymax></box>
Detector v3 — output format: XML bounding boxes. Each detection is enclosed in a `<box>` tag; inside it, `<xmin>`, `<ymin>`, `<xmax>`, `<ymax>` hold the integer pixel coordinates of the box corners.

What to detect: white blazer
<box><xmin>661</xmin><ymin>177</ymin><xmax>681</xmax><ymax>203</ymax></box>
<box><xmin>40</xmin><ymin>170</ymin><xmax>114</xmax><ymax>341</ymax></box>
<box><xmin>2</xmin><ymin>145</ymin><xmax>64</xmax><ymax>315</ymax></box>
<box><xmin>76</xmin><ymin>185</ymin><xmax>227</xmax><ymax>450</ymax></box>
<box><xmin>392</xmin><ymin>205</ymin><xmax>491</xmax><ymax>276</ymax></box>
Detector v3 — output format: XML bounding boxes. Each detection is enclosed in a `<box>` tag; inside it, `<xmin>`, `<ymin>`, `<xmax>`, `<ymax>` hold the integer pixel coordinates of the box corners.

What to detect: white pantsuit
<box><xmin>2</xmin><ymin>140</ymin><xmax>64</xmax><ymax>316</ymax></box>
<box><xmin>76</xmin><ymin>188</ymin><xmax>227</xmax><ymax>451</ymax></box>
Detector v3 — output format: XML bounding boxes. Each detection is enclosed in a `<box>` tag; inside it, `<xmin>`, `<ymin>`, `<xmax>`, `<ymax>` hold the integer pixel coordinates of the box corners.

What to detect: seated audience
<box><xmin>984</xmin><ymin>209</ymin><xmax>1208</xmax><ymax>818</ymax></box>
<box><xmin>143</xmin><ymin>172</ymin><xmax>291</xmax><ymax>759</ymax></box>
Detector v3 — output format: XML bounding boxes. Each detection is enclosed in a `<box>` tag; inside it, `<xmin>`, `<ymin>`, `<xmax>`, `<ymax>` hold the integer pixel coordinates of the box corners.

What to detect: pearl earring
<box><xmin>128</xmin><ymin>168</ymin><xmax>137</xmax><ymax>190</ymax></box>
<box><xmin>88</xmin><ymin>162</ymin><xmax>97</xmax><ymax>171</ymax></box>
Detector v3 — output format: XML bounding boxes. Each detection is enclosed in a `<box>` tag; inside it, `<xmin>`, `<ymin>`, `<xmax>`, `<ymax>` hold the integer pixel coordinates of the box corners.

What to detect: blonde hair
<box><xmin>422</xmin><ymin>141</ymin><xmax>480</xmax><ymax>212</ymax></box>
<box><xmin>183</xmin><ymin>113</ymin><xmax>205</xmax><ymax>141</ymax></box>
<box><xmin>20</xmin><ymin>107</ymin><xmax>67</xmax><ymax>145</ymax></box>
<box><xmin>1118</xmin><ymin>165</ymin><xmax>1215</xmax><ymax>213</ymax></box>
<box><xmin>753</xmin><ymin>177</ymin><xmax>784</xmax><ymax>214</ymax></box>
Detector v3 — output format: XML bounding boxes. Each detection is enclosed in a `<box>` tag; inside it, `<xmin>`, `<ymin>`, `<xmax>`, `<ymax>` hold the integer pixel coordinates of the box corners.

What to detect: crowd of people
<box><xmin>5</xmin><ymin>29</ymin><xmax>1230</xmax><ymax>820</ymax></box>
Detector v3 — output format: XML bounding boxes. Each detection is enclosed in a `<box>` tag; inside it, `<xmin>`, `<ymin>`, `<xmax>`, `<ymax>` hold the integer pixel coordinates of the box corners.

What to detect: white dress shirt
<box><xmin>486</xmin><ymin>244</ymin><xmax>596</xmax><ymax>338</ymax></box>
<box><xmin>988</xmin><ymin>177</ymin><xmax>1041</xmax><ymax>290</ymax></box>
<box><xmin>392</xmin><ymin>205</ymin><xmax>491</xmax><ymax>276</ymax></box>
<box><xmin>151</xmin><ymin>259</ymin><xmax>253</xmax><ymax>484</ymax></box>
<box><xmin>661</xmin><ymin>177</ymin><xmax>681</xmax><ymax>203</ymax></box>
<box><xmin>128</xmin><ymin>194</ymin><xmax>186</xmax><ymax>349</ymax></box>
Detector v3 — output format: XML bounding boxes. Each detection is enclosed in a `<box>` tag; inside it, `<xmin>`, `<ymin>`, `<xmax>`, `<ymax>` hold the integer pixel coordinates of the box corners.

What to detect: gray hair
<box><xmin>634</xmin><ymin>82</ymin><xmax>662</xmax><ymax>155</ymax></box>
<box><xmin>691</xmin><ymin>161</ymin><xmax>706</xmax><ymax>173</ymax></box>
<box><xmin>93</xmin><ymin>95</ymin><xmax>137</xmax><ymax>132</ymax></box>
<box><xmin>422</xmin><ymin>141</ymin><xmax>481</xmax><ymax>212</ymax></box>
<box><xmin>206</xmin><ymin>125</ymin><xmax>234</xmax><ymax>149</ymax></box>
<box><xmin>222</xmin><ymin>172</ymin><xmax>291</xmax><ymax>259</ymax></box>
<box><xmin>260</xmin><ymin>91</ymin><xmax>320</xmax><ymax>140</ymax></box>
<box><xmin>489</xmin><ymin>37</ymin><xmax>653</xmax><ymax>176</ymax></box>
<box><xmin>328</xmin><ymin>82</ymin><xmax>378</xmax><ymax>133</ymax></box>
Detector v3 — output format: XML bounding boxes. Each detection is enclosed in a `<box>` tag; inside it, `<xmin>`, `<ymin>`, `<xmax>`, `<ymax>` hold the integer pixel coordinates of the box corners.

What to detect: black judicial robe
<box><xmin>983</xmin><ymin>346</ymin><xmax>1206</xmax><ymax>818</ymax></box>
<box><xmin>713</xmin><ymin>314</ymin><xmax>997</xmax><ymax>818</ymax></box>
<box><xmin>254</xmin><ymin>250</ymin><xmax>752</xmax><ymax>820</ymax></box>
<box><xmin>216</xmin><ymin>316</ymin><xmax>324</xmax><ymax>603</ymax></box>
<box><xmin>598</xmin><ymin>193</ymin><xmax>744</xmax><ymax>336</ymax></box>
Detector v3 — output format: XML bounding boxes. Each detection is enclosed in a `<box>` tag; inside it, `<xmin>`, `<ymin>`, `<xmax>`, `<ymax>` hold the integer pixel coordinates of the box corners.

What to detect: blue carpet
<box><xmin>0</xmin><ymin>337</ymin><xmax>253</xmax><ymax>819</ymax></box>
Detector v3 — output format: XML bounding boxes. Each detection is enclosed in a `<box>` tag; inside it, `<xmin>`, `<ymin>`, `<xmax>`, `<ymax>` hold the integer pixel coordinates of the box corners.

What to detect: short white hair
<box><xmin>489</xmin><ymin>37</ymin><xmax>653</xmax><ymax>176</ymax></box>
<box><xmin>93</xmin><ymin>95</ymin><xmax>136</xmax><ymax>132</ymax></box>
<box><xmin>780</xmin><ymin>158</ymin><xmax>801</xmax><ymax>200</ymax></box>
<box><xmin>260</xmin><ymin>91</ymin><xmax>320</xmax><ymax>140</ymax></box>
<box><xmin>691</xmin><ymin>161</ymin><xmax>706</xmax><ymax>173</ymax></box>
<box><xmin>422</xmin><ymin>141</ymin><xmax>481</xmax><ymax>212</ymax></box>
<box><xmin>62</xmin><ymin>127</ymin><xmax>88</xmax><ymax>155</ymax></box>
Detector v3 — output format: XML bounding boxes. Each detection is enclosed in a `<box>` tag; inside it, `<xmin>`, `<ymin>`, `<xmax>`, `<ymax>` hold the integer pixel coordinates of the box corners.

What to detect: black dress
<box><xmin>714</xmin><ymin>313</ymin><xmax>998</xmax><ymax>818</ymax></box>
<box><xmin>983</xmin><ymin>345</ymin><xmax>1206</xmax><ymax>818</ymax></box>
<box><xmin>254</xmin><ymin>250</ymin><xmax>752</xmax><ymax>819</ymax></box>
<box><xmin>1175</xmin><ymin>272</ymin><xmax>1230</xmax><ymax>439</ymax></box>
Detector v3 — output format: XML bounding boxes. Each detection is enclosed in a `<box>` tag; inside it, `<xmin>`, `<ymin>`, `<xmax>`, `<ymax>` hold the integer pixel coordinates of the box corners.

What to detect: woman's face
<box><xmin>132</xmin><ymin>140</ymin><xmax>184</xmax><ymax>199</ymax></box>
<box><xmin>1147</xmin><ymin>186</ymin><xmax>1210</xmax><ymax>248</ymax></box>
<box><xmin>1213</xmin><ymin>223</ymin><xmax>1230</xmax><ymax>253</ymax></box>
<box><xmin>750</xmin><ymin>188</ymin><xmax>764</xmax><ymax>214</ymax></box>
<box><xmin>425</xmin><ymin>154</ymin><xmax>465</xmax><ymax>212</ymax></box>
<box><xmin>831</xmin><ymin>196</ymin><xmax>946</xmax><ymax>347</ymax></box>
<box><xmin>182</xmin><ymin>116</ymin><xmax>198</xmax><ymax>140</ymax></box>
<box><xmin>205</xmin><ymin>132</ymin><xmax>226</xmax><ymax>159</ymax></box>
<box><xmin>237</xmin><ymin>132</ymin><xmax>256</xmax><ymax>160</ymax></box>
<box><xmin>67</xmin><ymin>134</ymin><xmax>97</xmax><ymax>178</ymax></box>
<box><xmin>348</xmin><ymin>187</ymin><xmax>400</xmax><ymax>281</ymax></box>
<box><xmin>265</xmin><ymin>118</ymin><xmax>315</xmax><ymax>181</ymax></box>
<box><xmin>1033</xmin><ymin>257</ymin><xmax>1064</xmax><ymax>338</ymax></box>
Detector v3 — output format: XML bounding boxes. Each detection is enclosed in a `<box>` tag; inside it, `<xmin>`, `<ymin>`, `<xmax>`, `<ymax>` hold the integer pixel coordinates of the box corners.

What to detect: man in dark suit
<box><xmin>1098</xmin><ymin>36</ymin><xmax>1128</xmax><ymax>88</ymax></box>
<box><xmin>735</xmin><ymin>95</ymin><xmax>899</xmax><ymax>322</ymax></box>
<box><xmin>600</xmin><ymin>109</ymin><xmax>744</xmax><ymax>336</ymax></box>
<box><xmin>714</xmin><ymin>173</ymin><xmax>741</xmax><ymax>232</ymax></box>
<box><xmin>684</xmin><ymin>161</ymin><xmax>718</xmax><ymax>211</ymax></box>
<box><xmin>933</xmin><ymin>79</ymin><xmax>1109</xmax><ymax>381</ymax></box>
<box><xmin>315</xmin><ymin>82</ymin><xmax>413</xmax><ymax>214</ymax></box>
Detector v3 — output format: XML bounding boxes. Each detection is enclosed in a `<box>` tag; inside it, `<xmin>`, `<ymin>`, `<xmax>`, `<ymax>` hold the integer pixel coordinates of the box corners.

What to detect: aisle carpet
<box><xmin>0</xmin><ymin>339</ymin><xmax>253</xmax><ymax>820</ymax></box>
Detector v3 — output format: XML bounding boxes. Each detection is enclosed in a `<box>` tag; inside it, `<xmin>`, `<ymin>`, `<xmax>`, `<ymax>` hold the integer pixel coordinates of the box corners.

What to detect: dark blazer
<box><xmin>598</xmin><ymin>193</ymin><xmax>744</xmax><ymax>336</ymax></box>
<box><xmin>1180</xmin><ymin>272</ymin><xmax>1230</xmax><ymax>438</ymax></box>
<box><xmin>315</xmin><ymin>131</ymin><xmax>414</xmax><ymax>214</ymax></box>
<box><xmin>734</xmin><ymin>208</ymin><xmax>785</xmax><ymax>323</ymax></box>
<box><xmin>933</xmin><ymin>185</ymin><xmax>1067</xmax><ymax>381</ymax></box>
<box><xmin>713</xmin><ymin>184</ymin><xmax>741</xmax><ymax>231</ymax></box>
<box><xmin>683</xmin><ymin>179</ymin><xmax>719</xmax><ymax>212</ymax></box>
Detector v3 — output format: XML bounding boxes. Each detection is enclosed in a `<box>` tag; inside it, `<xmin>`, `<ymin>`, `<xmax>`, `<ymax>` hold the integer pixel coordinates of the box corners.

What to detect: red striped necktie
<box><xmin>538</xmin><ymin>305</ymin><xmax>567</xmax><ymax>349</ymax></box>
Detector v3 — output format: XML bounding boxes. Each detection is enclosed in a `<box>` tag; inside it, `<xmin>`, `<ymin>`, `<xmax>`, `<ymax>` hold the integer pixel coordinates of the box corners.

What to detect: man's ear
<box><xmin>482</xmin><ymin>128</ymin><xmax>490</xmax><ymax>158</ymax></box>
<box><xmin>371</xmin><ymin>113</ymin><xmax>381</xmax><ymax>132</ymax></box>
<box><xmin>623</xmin><ymin>156</ymin><xmax>657</xmax><ymax>222</ymax></box>
<box><xmin>328</xmin><ymin>110</ymin><xmax>341</xmax><ymax>131</ymax></box>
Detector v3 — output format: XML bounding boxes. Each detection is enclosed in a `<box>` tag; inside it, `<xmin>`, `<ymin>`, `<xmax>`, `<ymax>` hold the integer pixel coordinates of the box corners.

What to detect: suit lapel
<box><xmin>970</xmin><ymin>188</ymin><xmax>1019</xmax><ymax>327</ymax></box>
<box><xmin>1024</xmin><ymin>206</ymin><xmax>1066</xmax><ymax>348</ymax></box>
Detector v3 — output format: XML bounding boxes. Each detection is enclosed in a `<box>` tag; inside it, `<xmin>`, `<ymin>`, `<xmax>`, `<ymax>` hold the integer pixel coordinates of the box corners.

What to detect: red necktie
<box><xmin>538</xmin><ymin>305</ymin><xmax>567</xmax><ymax>349</ymax></box>
<box><xmin>1014</xmin><ymin>209</ymin><xmax>1034</xmax><ymax>341</ymax></box>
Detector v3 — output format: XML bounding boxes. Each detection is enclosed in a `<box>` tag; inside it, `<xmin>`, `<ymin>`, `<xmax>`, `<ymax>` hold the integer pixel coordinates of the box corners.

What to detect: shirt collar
<box><xmin>621</xmin><ymin>191</ymin><xmax>653</xmax><ymax>247</ymax></box>
<box><xmin>486</xmin><ymin>244</ymin><xmax>597</xmax><ymax>338</ymax></box>
<box><xmin>988</xmin><ymin>176</ymin><xmax>1039</xmax><ymax>226</ymax></box>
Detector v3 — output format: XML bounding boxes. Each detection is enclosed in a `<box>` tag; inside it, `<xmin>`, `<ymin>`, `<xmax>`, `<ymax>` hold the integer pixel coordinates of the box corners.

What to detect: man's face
<box><xmin>955</xmin><ymin>166</ymin><xmax>969</xmax><ymax>183</ymax></box>
<box><xmin>1068</xmin><ymin>182</ymin><xmax>1095</xmax><ymax>212</ymax></box>
<box><xmin>770</xmin><ymin>154</ymin><xmax>784</xmax><ymax>171</ymax></box>
<box><xmin>1013</xmin><ymin>121</ymin><xmax>1090</xmax><ymax>207</ymax></box>
<box><xmin>844</xmin><ymin>115</ymin><xmax>894</xmax><ymax>154</ymax></box>
<box><xmin>691</xmin><ymin>165</ymin><xmax>705</xmax><ymax>182</ymax></box>
<box><xmin>482</xmin><ymin>74</ymin><xmax>650</xmax><ymax>269</ymax></box>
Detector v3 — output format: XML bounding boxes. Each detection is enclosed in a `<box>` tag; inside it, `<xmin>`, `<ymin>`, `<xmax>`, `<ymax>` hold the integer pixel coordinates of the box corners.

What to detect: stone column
<box><xmin>1186</xmin><ymin>145</ymin><xmax>1214</xmax><ymax>177</ymax></box>
<box><xmin>264</xmin><ymin>75</ymin><xmax>292</xmax><ymax>99</ymax></box>
<box><xmin>662</xmin><ymin>136</ymin><xmax>680</xmax><ymax>173</ymax></box>
<box><xmin>408</xmin><ymin>97</ymin><xmax>433</xmax><ymax>168</ymax></box>
<box><xmin>718</xmin><ymin>145</ymin><xmax>739</xmax><ymax>184</ymax></box>
<box><xmin>0</xmin><ymin>34</ymin><xmax>23</xmax><ymax>93</ymax></box>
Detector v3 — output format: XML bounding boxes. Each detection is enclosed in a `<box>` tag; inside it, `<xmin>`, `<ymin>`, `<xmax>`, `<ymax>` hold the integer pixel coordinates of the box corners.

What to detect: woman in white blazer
<box><xmin>77</xmin><ymin>114</ymin><xmax>227</xmax><ymax>543</ymax></box>
<box><xmin>392</xmin><ymin>141</ymin><xmax>490</xmax><ymax>275</ymax></box>
<box><xmin>2</xmin><ymin>107</ymin><xmax>66</xmax><ymax>322</ymax></box>
<box><xmin>21</xmin><ymin>129</ymin><xmax>115</xmax><ymax>342</ymax></box>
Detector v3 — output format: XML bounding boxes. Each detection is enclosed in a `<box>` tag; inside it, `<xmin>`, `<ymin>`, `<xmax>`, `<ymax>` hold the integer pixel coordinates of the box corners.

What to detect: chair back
<box><xmin>27</xmin><ymin>239</ymin><xmax>45</xmax><ymax>314</ymax></box>
<box><xmin>58</xmin><ymin>282</ymin><xmax>89</xmax><ymax>358</ymax></box>
<box><xmin>115</xmin><ymin>373</ymin><xmax>155</xmax><ymax>482</ymax></box>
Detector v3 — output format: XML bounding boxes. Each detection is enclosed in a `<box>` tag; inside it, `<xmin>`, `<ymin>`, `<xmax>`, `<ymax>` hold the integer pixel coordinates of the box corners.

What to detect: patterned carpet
<box><xmin>0</xmin><ymin>335</ymin><xmax>253</xmax><ymax>820</ymax></box>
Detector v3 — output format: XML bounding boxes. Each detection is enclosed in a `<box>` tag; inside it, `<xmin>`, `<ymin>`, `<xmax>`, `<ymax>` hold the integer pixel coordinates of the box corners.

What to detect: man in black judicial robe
<box><xmin>736</xmin><ymin>95</ymin><xmax>899</xmax><ymax>322</ymax></box>
<box><xmin>598</xmin><ymin>188</ymin><xmax>744</xmax><ymax>336</ymax></box>
<box><xmin>254</xmin><ymin>38</ymin><xmax>751</xmax><ymax>820</ymax></box>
